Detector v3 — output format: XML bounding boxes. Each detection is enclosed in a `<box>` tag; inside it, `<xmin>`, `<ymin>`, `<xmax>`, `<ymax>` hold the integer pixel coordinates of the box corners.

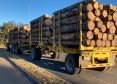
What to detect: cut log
<box><xmin>104</xmin><ymin>4</ymin><xmax>114</xmax><ymax>12</ymax></box>
<box><xmin>115</xmin><ymin>21</ymin><xmax>117</xmax><ymax>27</ymax></box>
<box><xmin>101</xmin><ymin>10</ymin><xmax>108</xmax><ymax>18</ymax></box>
<box><xmin>82</xmin><ymin>12</ymin><xmax>96</xmax><ymax>21</ymax></box>
<box><xmin>96</xmin><ymin>40</ymin><xmax>102</xmax><ymax>47</ymax></box>
<box><xmin>106</xmin><ymin>40</ymin><xmax>111</xmax><ymax>47</ymax></box>
<box><xmin>98</xmin><ymin>32</ymin><xmax>103</xmax><ymax>39</ymax></box>
<box><xmin>114</xmin><ymin>35</ymin><xmax>117</xmax><ymax>40</ymax></box>
<box><xmin>103</xmin><ymin>33</ymin><xmax>108</xmax><ymax>41</ymax></box>
<box><xmin>108</xmin><ymin>15</ymin><xmax>112</xmax><ymax>21</ymax></box>
<box><xmin>110</xmin><ymin>21</ymin><xmax>114</xmax><ymax>27</ymax></box>
<box><xmin>112</xmin><ymin>40</ymin><xmax>116</xmax><ymax>47</ymax></box>
<box><xmin>87</xmin><ymin>31</ymin><xmax>93</xmax><ymax>39</ymax></box>
<box><xmin>113</xmin><ymin>13</ymin><xmax>117</xmax><ymax>21</ymax></box>
<box><xmin>94</xmin><ymin>28</ymin><xmax>99</xmax><ymax>35</ymax></box>
<box><xmin>83</xmin><ymin>21</ymin><xmax>95</xmax><ymax>31</ymax></box>
<box><xmin>102</xmin><ymin>40</ymin><xmax>106</xmax><ymax>47</ymax></box>
<box><xmin>93</xmin><ymin>2</ymin><xmax>99</xmax><ymax>10</ymax></box>
<box><xmin>101</xmin><ymin>25</ymin><xmax>106</xmax><ymax>33</ymax></box>
<box><xmin>83</xmin><ymin>3</ymin><xmax>93</xmax><ymax>12</ymax></box>
<box><xmin>96</xmin><ymin>21</ymin><xmax>103</xmax><ymax>28</ymax></box>
<box><xmin>109</xmin><ymin>26</ymin><xmax>116</xmax><ymax>35</ymax></box>
<box><xmin>91</xmin><ymin>40</ymin><xmax>95</xmax><ymax>46</ymax></box>
<box><xmin>98</xmin><ymin>3</ymin><xmax>103</xmax><ymax>10</ymax></box>
<box><xmin>108</xmin><ymin>34</ymin><xmax>113</xmax><ymax>40</ymax></box>
<box><xmin>87</xmin><ymin>40</ymin><xmax>91</xmax><ymax>46</ymax></box>
<box><xmin>95</xmin><ymin>9</ymin><xmax>100</xmax><ymax>17</ymax></box>
<box><xmin>106</xmin><ymin>21</ymin><xmax>111</xmax><ymax>29</ymax></box>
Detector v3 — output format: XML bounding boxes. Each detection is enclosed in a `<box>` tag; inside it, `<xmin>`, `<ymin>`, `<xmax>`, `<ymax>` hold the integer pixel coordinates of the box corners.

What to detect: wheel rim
<box><xmin>66</xmin><ymin>58</ymin><xmax>74</xmax><ymax>72</ymax></box>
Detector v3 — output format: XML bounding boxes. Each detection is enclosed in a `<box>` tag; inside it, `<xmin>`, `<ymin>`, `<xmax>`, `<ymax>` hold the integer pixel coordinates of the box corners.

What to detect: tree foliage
<box><xmin>0</xmin><ymin>21</ymin><xmax>18</xmax><ymax>46</ymax></box>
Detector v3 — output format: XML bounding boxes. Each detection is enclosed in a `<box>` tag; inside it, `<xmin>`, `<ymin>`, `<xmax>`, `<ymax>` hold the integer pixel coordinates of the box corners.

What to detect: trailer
<box><xmin>30</xmin><ymin>1</ymin><xmax>117</xmax><ymax>74</ymax></box>
<box><xmin>6</xmin><ymin>25</ymin><xmax>31</xmax><ymax>54</ymax></box>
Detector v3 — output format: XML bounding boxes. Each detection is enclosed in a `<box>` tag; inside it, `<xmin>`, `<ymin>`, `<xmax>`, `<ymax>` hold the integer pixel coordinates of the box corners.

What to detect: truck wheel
<box><xmin>97</xmin><ymin>67</ymin><xmax>110</xmax><ymax>71</ymax></box>
<box><xmin>51</xmin><ymin>52</ymin><xmax>56</xmax><ymax>59</ymax></box>
<box><xmin>65</xmin><ymin>54</ymin><xmax>81</xmax><ymax>75</ymax></box>
<box><xmin>12</xmin><ymin>45</ymin><xmax>15</xmax><ymax>53</ymax></box>
<box><xmin>32</xmin><ymin>48</ymin><xmax>42</xmax><ymax>60</ymax></box>
<box><xmin>6</xmin><ymin>43</ymin><xmax>10</xmax><ymax>51</ymax></box>
<box><xmin>14</xmin><ymin>46</ymin><xmax>22</xmax><ymax>54</ymax></box>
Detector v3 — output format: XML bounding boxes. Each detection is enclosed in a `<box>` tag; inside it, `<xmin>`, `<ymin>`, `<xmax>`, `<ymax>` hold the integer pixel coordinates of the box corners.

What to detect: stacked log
<box><xmin>10</xmin><ymin>25</ymin><xmax>30</xmax><ymax>44</ymax></box>
<box><xmin>51</xmin><ymin>0</ymin><xmax>117</xmax><ymax>47</ymax></box>
<box><xmin>31</xmin><ymin>14</ymin><xmax>52</xmax><ymax>45</ymax></box>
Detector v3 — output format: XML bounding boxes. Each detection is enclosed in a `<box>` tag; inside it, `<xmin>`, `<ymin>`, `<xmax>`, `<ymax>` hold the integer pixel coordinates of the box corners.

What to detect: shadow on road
<box><xmin>16</xmin><ymin>53</ymin><xmax>67</xmax><ymax>74</ymax></box>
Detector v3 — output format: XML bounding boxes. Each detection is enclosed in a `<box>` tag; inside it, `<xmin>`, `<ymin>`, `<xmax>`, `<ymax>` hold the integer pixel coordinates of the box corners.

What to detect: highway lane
<box><xmin>5</xmin><ymin>50</ymin><xmax>117</xmax><ymax>84</ymax></box>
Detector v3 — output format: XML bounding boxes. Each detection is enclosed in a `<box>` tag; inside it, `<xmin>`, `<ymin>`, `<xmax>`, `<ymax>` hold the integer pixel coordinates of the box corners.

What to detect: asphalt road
<box><xmin>14</xmin><ymin>52</ymin><xmax>117</xmax><ymax>84</ymax></box>
<box><xmin>0</xmin><ymin>55</ymin><xmax>32</xmax><ymax>84</ymax></box>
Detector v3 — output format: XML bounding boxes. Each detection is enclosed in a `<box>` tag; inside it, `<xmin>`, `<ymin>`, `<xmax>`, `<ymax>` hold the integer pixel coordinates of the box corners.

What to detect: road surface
<box><xmin>0</xmin><ymin>55</ymin><xmax>32</xmax><ymax>84</ymax></box>
<box><xmin>16</xmin><ymin>52</ymin><xmax>117</xmax><ymax>84</ymax></box>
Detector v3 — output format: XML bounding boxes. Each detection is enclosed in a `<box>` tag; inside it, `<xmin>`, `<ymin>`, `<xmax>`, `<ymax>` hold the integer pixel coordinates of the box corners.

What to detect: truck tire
<box><xmin>12</xmin><ymin>45</ymin><xmax>15</xmax><ymax>53</ymax></box>
<box><xmin>32</xmin><ymin>48</ymin><xmax>42</xmax><ymax>60</ymax></box>
<box><xmin>51</xmin><ymin>51</ymin><xmax>56</xmax><ymax>59</ymax></box>
<box><xmin>6</xmin><ymin>43</ymin><xmax>10</xmax><ymax>51</ymax></box>
<box><xmin>65</xmin><ymin>54</ymin><xmax>81</xmax><ymax>75</ymax></box>
<box><xmin>97</xmin><ymin>67</ymin><xmax>110</xmax><ymax>71</ymax></box>
<box><xmin>14</xmin><ymin>46</ymin><xmax>22</xmax><ymax>54</ymax></box>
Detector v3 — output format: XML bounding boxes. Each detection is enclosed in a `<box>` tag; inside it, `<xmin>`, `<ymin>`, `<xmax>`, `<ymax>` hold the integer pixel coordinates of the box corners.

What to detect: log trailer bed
<box><xmin>6</xmin><ymin>26</ymin><xmax>31</xmax><ymax>54</ymax></box>
<box><xmin>30</xmin><ymin>1</ymin><xmax>117</xmax><ymax>74</ymax></box>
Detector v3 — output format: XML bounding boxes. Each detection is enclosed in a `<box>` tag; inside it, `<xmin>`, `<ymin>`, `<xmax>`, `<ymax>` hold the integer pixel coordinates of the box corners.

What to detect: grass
<box><xmin>0</xmin><ymin>50</ymin><xmax>69</xmax><ymax>84</ymax></box>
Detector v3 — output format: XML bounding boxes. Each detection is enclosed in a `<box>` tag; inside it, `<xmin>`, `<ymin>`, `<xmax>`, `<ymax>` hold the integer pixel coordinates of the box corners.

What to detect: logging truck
<box><xmin>30</xmin><ymin>0</ymin><xmax>117</xmax><ymax>74</ymax></box>
<box><xmin>7</xmin><ymin>0</ymin><xmax>117</xmax><ymax>75</ymax></box>
<box><xmin>6</xmin><ymin>25</ymin><xmax>31</xmax><ymax>54</ymax></box>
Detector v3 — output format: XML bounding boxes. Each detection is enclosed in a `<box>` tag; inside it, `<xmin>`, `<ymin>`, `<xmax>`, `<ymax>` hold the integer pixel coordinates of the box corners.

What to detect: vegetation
<box><xmin>0</xmin><ymin>21</ymin><xmax>26</xmax><ymax>46</ymax></box>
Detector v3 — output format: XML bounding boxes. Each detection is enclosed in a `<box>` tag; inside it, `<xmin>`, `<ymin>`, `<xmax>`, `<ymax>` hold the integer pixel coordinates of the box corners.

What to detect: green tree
<box><xmin>0</xmin><ymin>21</ymin><xmax>17</xmax><ymax>46</ymax></box>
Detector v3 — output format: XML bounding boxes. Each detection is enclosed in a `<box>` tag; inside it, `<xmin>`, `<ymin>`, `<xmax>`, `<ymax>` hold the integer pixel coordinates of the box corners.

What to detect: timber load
<box><xmin>31</xmin><ymin>0</ymin><xmax>117</xmax><ymax>47</ymax></box>
<box><xmin>31</xmin><ymin>14</ymin><xmax>52</xmax><ymax>45</ymax></box>
<box><xmin>9</xmin><ymin>25</ymin><xmax>30</xmax><ymax>44</ymax></box>
<box><xmin>51</xmin><ymin>0</ymin><xmax>117</xmax><ymax>47</ymax></box>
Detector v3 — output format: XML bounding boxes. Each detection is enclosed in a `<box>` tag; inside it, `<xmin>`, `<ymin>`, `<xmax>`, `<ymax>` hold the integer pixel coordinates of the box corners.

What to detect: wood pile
<box><xmin>31</xmin><ymin>14</ymin><xmax>52</xmax><ymax>45</ymax></box>
<box><xmin>10</xmin><ymin>25</ymin><xmax>30</xmax><ymax>44</ymax></box>
<box><xmin>52</xmin><ymin>0</ymin><xmax>117</xmax><ymax>47</ymax></box>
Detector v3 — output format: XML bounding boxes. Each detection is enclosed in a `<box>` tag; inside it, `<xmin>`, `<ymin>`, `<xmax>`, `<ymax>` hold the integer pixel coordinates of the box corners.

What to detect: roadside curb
<box><xmin>3</xmin><ymin>54</ymin><xmax>41</xmax><ymax>84</ymax></box>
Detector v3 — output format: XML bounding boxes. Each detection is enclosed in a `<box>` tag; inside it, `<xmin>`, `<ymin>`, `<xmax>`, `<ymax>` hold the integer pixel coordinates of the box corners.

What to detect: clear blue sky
<box><xmin>0</xmin><ymin>0</ymin><xmax>116</xmax><ymax>25</ymax></box>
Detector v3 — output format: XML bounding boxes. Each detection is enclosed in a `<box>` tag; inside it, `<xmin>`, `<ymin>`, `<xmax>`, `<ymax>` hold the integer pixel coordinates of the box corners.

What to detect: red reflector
<box><xmin>92</xmin><ymin>65</ymin><xmax>96</xmax><ymax>66</ymax></box>
<box><xmin>99</xmin><ymin>64</ymin><xmax>103</xmax><ymax>66</ymax></box>
<box><xmin>102</xmin><ymin>53</ymin><xmax>106</xmax><ymax>54</ymax></box>
<box><xmin>95</xmin><ymin>53</ymin><xmax>99</xmax><ymax>54</ymax></box>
